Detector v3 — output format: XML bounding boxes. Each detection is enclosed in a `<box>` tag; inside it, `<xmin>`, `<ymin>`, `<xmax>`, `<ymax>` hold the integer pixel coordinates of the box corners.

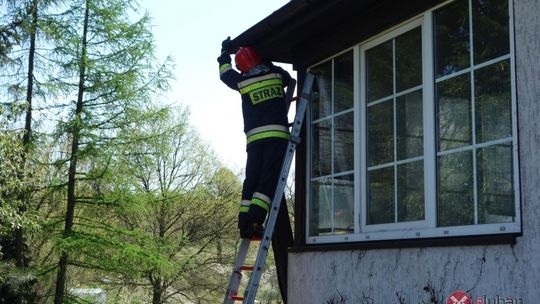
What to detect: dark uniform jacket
<box><xmin>219</xmin><ymin>61</ymin><xmax>292</xmax><ymax>147</ymax></box>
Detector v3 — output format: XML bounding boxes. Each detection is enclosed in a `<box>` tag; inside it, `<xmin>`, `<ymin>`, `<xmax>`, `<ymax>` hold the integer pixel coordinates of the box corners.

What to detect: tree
<box><xmin>108</xmin><ymin>106</ymin><xmax>241</xmax><ymax>303</ymax></box>
<box><xmin>36</xmin><ymin>0</ymin><xmax>172</xmax><ymax>302</ymax></box>
<box><xmin>0</xmin><ymin>1</ymin><xmax>46</xmax><ymax>302</ymax></box>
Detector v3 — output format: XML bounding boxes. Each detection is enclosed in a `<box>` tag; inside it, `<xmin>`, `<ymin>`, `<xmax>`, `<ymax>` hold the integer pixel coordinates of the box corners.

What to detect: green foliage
<box><xmin>103</xmin><ymin>106</ymin><xmax>241</xmax><ymax>303</ymax></box>
<box><xmin>0</xmin><ymin>121</ymin><xmax>38</xmax><ymax>235</ymax></box>
<box><xmin>0</xmin><ymin>117</ymin><xmax>39</xmax><ymax>302</ymax></box>
<box><xmin>1</xmin><ymin>1</ymin><xmax>246</xmax><ymax>303</ymax></box>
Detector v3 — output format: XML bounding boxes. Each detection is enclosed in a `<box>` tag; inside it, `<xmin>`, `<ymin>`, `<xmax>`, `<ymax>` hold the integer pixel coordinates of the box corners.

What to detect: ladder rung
<box><xmin>231</xmin><ymin>294</ymin><xmax>245</xmax><ymax>301</ymax></box>
<box><xmin>240</xmin><ymin>265</ymin><xmax>254</xmax><ymax>271</ymax></box>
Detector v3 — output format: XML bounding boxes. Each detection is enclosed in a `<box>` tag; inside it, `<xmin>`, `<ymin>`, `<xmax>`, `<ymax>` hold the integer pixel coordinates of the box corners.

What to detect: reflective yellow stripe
<box><xmin>253</xmin><ymin>192</ymin><xmax>271</xmax><ymax>204</ymax></box>
<box><xmin>238</xmin><ymin>73</ymin><xmax>282</xmax><ymax>89</ymax></box>
<box><xmin>246</xmin><ymin>125</ymin><xmax>289</xmax><ymax>138</ymax></box>
<box><xmin>239</xmin><ymin>199</ymin><xmax>250</xmax><ymax>213</ymax></box>
<box><xmin>251</xmin><ymin>198</ymin><xmax>270</xmax><ymax>212</ymax></box>
<box><xmin>239</xmin><ymin>78</ymin><xmax>283</xmax><ymax>95</ymax></box>
<box><xmin>239</xmin><ymin>206</ymin><xmax>249</xmax><ymax>213</ymax></box>
<box><xmin>219</xmin><ymin>63</ymin><xmax>232</xmax><ymax>75</ymax></box>
<box><xmin>247</xmin><ymin>130</ymin><xmax>289</xmax><ymax>144</ymax></box>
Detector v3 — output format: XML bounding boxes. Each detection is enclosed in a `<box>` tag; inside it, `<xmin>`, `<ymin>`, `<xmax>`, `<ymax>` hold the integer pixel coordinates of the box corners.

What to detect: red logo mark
<box><xmin>447</xmin><ymin>291</ymin><xmax>471</xmax><ymax>304</ymax></box>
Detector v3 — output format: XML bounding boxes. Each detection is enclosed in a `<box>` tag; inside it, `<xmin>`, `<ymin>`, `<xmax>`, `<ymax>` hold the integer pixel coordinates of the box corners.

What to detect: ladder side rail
<box><xmin>285</xmin><ymin>78</ymin><xmax>297</xmax><ymax>113</ymax></box>
<box><xmin>223</xmin><ymin>238</ymin><xmax>252</xmax><ymax>304</ymax></box>
<box><xmin>243</xmin><ymin>73</ymin><xmax>314</xmax><ymax>304</ymax></box>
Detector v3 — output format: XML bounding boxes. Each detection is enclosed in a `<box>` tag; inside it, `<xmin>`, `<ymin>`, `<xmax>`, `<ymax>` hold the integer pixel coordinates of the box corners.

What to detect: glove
<box><xmin>217</xmin><ymin>52</ymin><xmax>231</xmax><ymax>65</ymax></box>
<box><xmin>221</xmin><ymin>36</ymin><xmax>235</xmax><ymax>54</ymax></box>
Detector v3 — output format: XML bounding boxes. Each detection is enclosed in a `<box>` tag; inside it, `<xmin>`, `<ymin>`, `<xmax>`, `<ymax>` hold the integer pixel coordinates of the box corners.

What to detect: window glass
<box><xmin>434</xmin><ymin>0</ymin><xmax>470</xmax><ymax>77</ymax></box>
<box><xmin>368</xmin><ymin>166</ymin><xmax>394</xmax><ymax>225</ymax></box>
<box><xmin>311</xmin><ymin>62</ymin><xmax>332</xmax><ymax>120</ymax></box>
<box><xmin>472</xmin><ymin>0</ymin><xmax>509</xmax><ymax>64</ymax></box>
<box><xmin>366</xmin><ymin>41</ymin><xmax>393</xmax><ymax>102</ymax></box>
<box><xmin>334</xmin><ymin>112</ymin><xmax>354</xmax><ymax>173</ymax></box>
<box><xmin>437</xmin><ymin>74</ymin><xmax>472</xmax><ymax>151</ymax></box>
<box><xmin>477</xmin><ymin>144</ymin><xmax>514</xmax><ymax>224</ymax></box>
<box><xmin>311</xmin><ymin>119</ymin><xmax>331</xmax><ymax>177</ymax></box>
<box><xmin>397</xmin><ymin>160</ymin><xmax>424</xmax><ymax>222</ymax></box>
<box><xmin>310</xmin><ymin>178</ymin><xmax>333</xmax><ymax>235</ymax></box>
<box><xmin>396</xmin><ymin>90</ymin><xmax>423</xmax><ymax>160</ymax></box>
<box><xmin>334</xmin><ymin>52</ymin><xmax>354</xmax><ymax>113</ymax></box>
<box><xmin>438</xmin><ymin>151</ymin><xmax>474</xmax><ymax>227</ymax></box>
<box><xmin>475</xmin><ymin>60</ymin><xmax>512</xmax><ymax>143</ymax></box>
<box><xmin>367</xmin><ymin>101</ymin><xmax>393</xmax><ymax>166</ymax></box>
<box><xmin>396</xmin><ymin>27</ymin><xmax>422</xmax><ymax>92</ymax></box>
<box><xmin>333</xmin><ymin>174</ymin><xmax>354</xmax><ymax>233</ymax></box>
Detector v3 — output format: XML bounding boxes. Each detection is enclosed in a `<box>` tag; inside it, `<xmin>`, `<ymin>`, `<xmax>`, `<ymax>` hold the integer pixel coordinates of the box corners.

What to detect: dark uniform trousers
<box><xmin>242</xmin><ymin>139</ymin><xmax>294</xmax><ymax>302</ymax></box>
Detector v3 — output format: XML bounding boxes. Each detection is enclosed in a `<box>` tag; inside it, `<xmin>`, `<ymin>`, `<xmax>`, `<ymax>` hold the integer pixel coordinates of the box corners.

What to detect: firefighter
<box><xmin>218</xmin><ymin>37</ymin><xmax>295</xmax><ymax>303</ymax></box>
<box><xmin>217</xmin><ymin>38</ymin><xmax>293</xmax><ymax>239</ymax></box>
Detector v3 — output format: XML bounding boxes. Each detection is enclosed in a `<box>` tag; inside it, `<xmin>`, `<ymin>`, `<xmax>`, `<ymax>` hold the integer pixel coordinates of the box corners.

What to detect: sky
<box><xmin>137</xmin><ymin>0</ymin><xmax>293</xmax><ymax>172</ymax></box>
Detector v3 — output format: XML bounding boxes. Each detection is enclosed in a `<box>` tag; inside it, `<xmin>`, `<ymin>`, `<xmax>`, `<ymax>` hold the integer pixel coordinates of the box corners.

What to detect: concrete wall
<box><xmin>288</xmin><ymin>0</ymin><xmax>540</xmax><ymax>303</ymax></box>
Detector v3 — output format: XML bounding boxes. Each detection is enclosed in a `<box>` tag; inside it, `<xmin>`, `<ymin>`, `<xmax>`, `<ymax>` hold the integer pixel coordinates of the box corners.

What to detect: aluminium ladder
<box><xmin>223</xmin><ymin>72</ymin><xmax>315</xmax><ymax>304</ymax></box>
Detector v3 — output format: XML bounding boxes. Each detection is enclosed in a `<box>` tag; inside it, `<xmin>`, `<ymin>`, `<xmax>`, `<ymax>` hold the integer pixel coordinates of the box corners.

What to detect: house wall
<box><xmin>288</xmin><ymin>0</ymin><xmax>540</xmax><ymax>303</ymax></box>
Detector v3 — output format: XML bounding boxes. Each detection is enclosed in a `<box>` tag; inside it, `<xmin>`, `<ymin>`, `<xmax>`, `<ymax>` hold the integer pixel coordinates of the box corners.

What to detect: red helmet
<box><xmin>235</xmin><ymin>47</ymin><xmax>261</xmax><ymax>73</ymax></box>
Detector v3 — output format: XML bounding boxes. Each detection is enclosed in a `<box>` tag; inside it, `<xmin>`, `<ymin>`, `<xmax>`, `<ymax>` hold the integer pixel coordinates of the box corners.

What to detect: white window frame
<box><xmin>360</xmin><ymin>18</ymin><xmax>428</xmax><ymax>233</ymax></box>
<box><xmin>306</xmin><ymin>0</ymin><xmax>521</xmax><ymax>245</ymax></box>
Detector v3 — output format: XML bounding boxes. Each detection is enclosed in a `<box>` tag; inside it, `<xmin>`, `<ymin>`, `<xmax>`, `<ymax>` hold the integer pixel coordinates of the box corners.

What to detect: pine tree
<box><xmin>38</xmin><ymin>0</ymin><xmax>172</xmax><ymax>302</ymax></box>
<box><xmin>0</xmin><ymin>1</ymin><xmax>47</xmax><ymax>302</ymax></box>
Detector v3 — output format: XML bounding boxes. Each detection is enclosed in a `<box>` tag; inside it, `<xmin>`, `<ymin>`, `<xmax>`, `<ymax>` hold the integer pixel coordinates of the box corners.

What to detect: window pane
<box><xmin>477</xmin><ymin>144</ymin><xmax>514</xmax><ymax>224</ymax></box>
<box><xmin>437</xmin><ymin>74</ymin><xmax>472</xmax><ymax>151</ymax></box>
<box><xmin>472</xmin><ymin>0</ymin><xmax>509</xmax><ymax>64</ymax></box>
<box><xmin>396</xmin><ymin>90</ymin><xmax>423</xmax><ymax>160</ymax></box>
<box><xmin>438</xmin><ymin>151</ymin><xmax>474</xmax><ymax>227</ymax></box>
<box><xmin>311</xmin><ymin>61</ymin><xmax>332</xmax><ymax>120</ymax></box>
<box><xmin>368</xmin><ymin>101</ymin><xmax>393</xmax><ymax>166</ymax></box>
<box><xmin>310</xmin><ymin>178</ymin><xmax>332</xmax><ymax>236</ymax></box>
<box><xmin>397</xmin><ymin>160</ymin><xmax>424</xmax><ymax>222</ymax></box>
<box><xmin>334</xmin><ymin>112</ymin><xmax>354</xmax><ymax>173</ymax></box>
<box><xmin>434</xmin><ymin>0</ymin><xmax>470</xmax><ymax>77</ymax></box>
<box><xmin>366</xmin><ymin>40</ymin><xmax>393</xmax><ymax>101</ymax></box>
<box><xmin>333</xmin><ymin>174</ymin><xmax>354</xmax><ymax>233</ymax></box>
<box><xmin>368</xmin><ymin>166</ymin><xmax>394</xmax><ymax>225</ymax></box>
<box><xmin>475</xmin><ymin>60</ymin><xmax>512</xmax><ymax>143</ymax></box>
<box><xmin>334</xmin><ymin>51</ymin><xmax>354</xmax><ymax>113</ymax></box>
<box><xmin>311</xmin><ymin>119</ymin><xmax>332</xmax><ymax>177</ymax></box>
<box><xmin>395</xmin><ymin>27</ymin><xmax>422</xmax><ymax>92</ymax></box>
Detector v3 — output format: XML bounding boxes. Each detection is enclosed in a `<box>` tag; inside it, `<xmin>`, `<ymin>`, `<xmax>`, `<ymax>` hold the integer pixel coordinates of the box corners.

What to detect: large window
<box><xmin>309</xmin><ymin>51</ymin><xmax>354</xmax><ymax>236</ymax></box>
<box><xmin>307</xmin><ymin>0</ymin><xmax>519</xmax><ymax>243</ymax></box>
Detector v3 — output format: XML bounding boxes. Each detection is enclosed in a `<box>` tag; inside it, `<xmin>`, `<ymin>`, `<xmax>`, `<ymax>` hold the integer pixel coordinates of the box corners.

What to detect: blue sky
<box><xmin>138</xmin><ymin>0</ymin><xmax>292</xmax><ymax>171</ymax></box>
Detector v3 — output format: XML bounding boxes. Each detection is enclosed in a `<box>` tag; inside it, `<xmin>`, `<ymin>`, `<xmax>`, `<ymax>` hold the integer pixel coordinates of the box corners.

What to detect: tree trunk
<box><xmin>152</xmin><ymin>284</ymin><xmax>163</xmax><ymax>304</ymax></box>
<box><xmin>151</xmin><ymin>276</ymin><xmax>163</xmax><ymax>304</ymax></box>
<box><xmin>53</xmin><ymin>1</ymin><xmax>89</xmax><ymax>303</ymax></box>
<box><xmin>15</xmin><ymin>2</ymin><xmax>38</xmax><ymax>303</ymax></box>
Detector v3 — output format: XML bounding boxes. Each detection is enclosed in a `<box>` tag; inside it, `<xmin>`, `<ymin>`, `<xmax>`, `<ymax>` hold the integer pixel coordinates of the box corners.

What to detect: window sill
<box><xmin>290</xmin><ymin>233</ymin><xmax>520</xmax><ymax>253</ymax></box>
